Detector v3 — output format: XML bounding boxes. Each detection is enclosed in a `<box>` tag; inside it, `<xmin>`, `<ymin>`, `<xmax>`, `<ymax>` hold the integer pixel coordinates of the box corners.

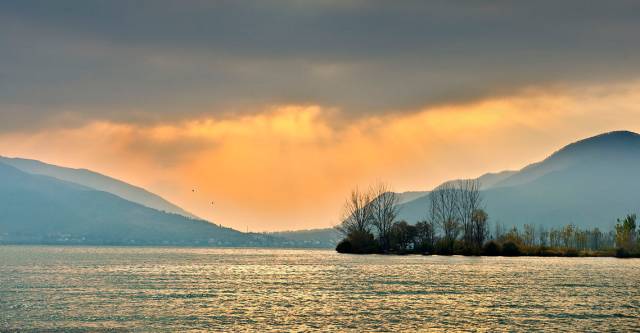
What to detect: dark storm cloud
<box><xmin>1</xmin><ymin>0</ymin><xmax>640</xmax><ymax>130</ymax></box>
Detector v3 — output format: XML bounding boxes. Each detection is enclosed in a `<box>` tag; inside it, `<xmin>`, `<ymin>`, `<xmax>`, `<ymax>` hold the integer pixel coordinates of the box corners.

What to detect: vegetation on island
<box><xmin>335</xmin><ymin>181</ymin><xmax>640</xmax><ymax>257</ymax></box>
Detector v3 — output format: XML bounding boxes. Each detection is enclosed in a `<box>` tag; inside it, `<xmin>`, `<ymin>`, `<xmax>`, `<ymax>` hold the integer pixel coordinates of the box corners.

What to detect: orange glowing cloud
<box><xmin>1</xmin><ymin>82</ymin><xmax>640</xmax><ymax>231</ymax></box>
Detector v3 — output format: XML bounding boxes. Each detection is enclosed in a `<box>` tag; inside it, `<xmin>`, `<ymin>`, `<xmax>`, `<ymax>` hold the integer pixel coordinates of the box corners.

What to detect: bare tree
<box><xmin>575</xmin><ymin>228</ymin><xmax>588</xmax><ymax>250</ymax></box>
<box><xmin>455</xmin><ymin>179</ymin><xmax>482</xmax><ymax>247</ymax></box>
<box><xmin>429</xmin><ymin>182</ymin><xmax>460</xmax><ymax>250</ymax></box>
<box><xmin>494</xmin><ymin>222</ymin><xmax>505</xmax><ymax>241</ymax></box>
<box><xmin>370</xmin><ymin>183</ymin><xmax>400</xmax><ymax>251</ymax></box>
<box><xmin>590</xmin><ymin>227</ymin><xmax>602</xmax><ymax>250</ymax></box>
<box><xmin>538</xmin><ymin>225</ymin><xmax>549</xmax><ymax>247</ymax></box>
<box><xmin>548</xmin><ymin>228</ymin><xmax>556</xmax><ymax>247</ymax></box>
<box><xmin>471</xmin><ymin>209</ymin><xmax>488</xmax><ymax>249</ymax></box>
<box><xmin>561</xmin><ymin>224</ymin><xmax>575</xmax><ymax>248</ymax></box>
<box><xmin>336</xmin><ymin>187</ymin><xmax>373</xmax><ymax>236</ymax></box>
<box><xmin>523</xmin><ymin>224</ymin><xmax>536</xmax><ymax>247</ymax></box>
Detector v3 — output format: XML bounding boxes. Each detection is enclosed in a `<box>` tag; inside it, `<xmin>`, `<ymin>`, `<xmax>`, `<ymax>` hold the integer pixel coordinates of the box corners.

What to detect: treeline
<box><xmin>335</xmin><ymin>181</ymin><xmax>640</xmax><ymax>257</ymax></box>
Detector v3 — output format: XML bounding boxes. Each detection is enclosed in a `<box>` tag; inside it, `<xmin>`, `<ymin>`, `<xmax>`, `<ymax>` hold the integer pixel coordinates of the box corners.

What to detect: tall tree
<box><xmin>615</xmin><ymin>214</ymin><xmax>637</xmax><ymax>251</ymax></box>
<box><xmin>494</xmin><ymin>222</ymin><xmax>505</xmax><ymax>241</ymax></box>
<box><xmin>575</xmin><ymin>228</ymin><xmax>588</xmax><ymax>250</ymax></box>
<box><xmin>471</xmin><ymin>209</ymin><xmax>488</xmax><ymax>249</ymax></box>
<box><xmin>523</xmin><ymin>224</ymin><xmax>536</xmax><ymax>247</ymax></box>
<box><xmin>429</xmin><ymin>182</ymin><xmax>460</xmax><ymax>250</ymax></box>
<box><xmin>456</xmin><ymin>180</ymin><xmax>482</xmax><ymax>247</ymax></box>
<box><xmin>590</xmin><ymin>227</ymin><xmax>602</xmax><ymax>250</ymax></box>
<box><xmin>538</xmin><ymin>225</ymin><xmax>549</xmax><ymax>247</ymax></box>
<box><xmin>561</xmin><ymin>224</ymin><xmax>575</xmax><ymax>248</ymax></box>
<box><xmin>370</xmin><ymin>183</ymin><xmax>400</xmax><ymax>251</ymax></box>
<box><xmin>336</xmin><ymin>187</ymin><xmax>374</xmax><ymax>236</ymax></box>
<box><xmin>549</xmin><ymin>228</ymin><xmax>560</xmax><ymax>247</ymax></box>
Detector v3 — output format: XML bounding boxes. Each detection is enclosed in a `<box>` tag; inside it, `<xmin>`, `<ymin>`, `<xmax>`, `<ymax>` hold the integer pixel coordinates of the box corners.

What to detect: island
<box><xmin>335</xmin><ymin>182</ymin><xmax>639</xmax><ymax>258</ymax></box>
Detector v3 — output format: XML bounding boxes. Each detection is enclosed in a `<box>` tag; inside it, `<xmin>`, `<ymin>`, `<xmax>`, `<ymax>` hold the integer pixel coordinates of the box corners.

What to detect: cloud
<box><xmin>2</xmin><ymin>2</ymin><xmax>640</xmax><ymax>230</ymax></box>
<box><xmin>2</xmin><ymin>1</ymin><xmax>640</xmax><ymax>131</ymax></box>
<box><xmin>2</xmin><ymin>82</ymin><xmax>640</xmax><ymax>231</ymax></box>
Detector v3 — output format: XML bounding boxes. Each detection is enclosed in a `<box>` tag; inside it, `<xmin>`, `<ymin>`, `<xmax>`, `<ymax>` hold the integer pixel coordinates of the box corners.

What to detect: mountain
<box><xmin>4</xmin><ymin>130</ymin><xmax>637</xmax><ymax>247</ymax></box>
<box><xmin>437</xmin><ymin>170</ymin><xmax>517</xmax><ymax>190</ymax></box>
<box><xmin>491</xmin><ymin>131</ymin><xmax>640</xmax><ymax>189</ymax></box>
<box><xmin>0</xmin><ymin>156</ymin><xmax>196</xmax><ymax>218</ymax></box>
<box><xmin>397</xmin><ymin>131</ymin><xmax>640</xmax><ymax>230</ymax></box>
<box><xmin>397</xmin><ymin>191</ymin><xmax>430</xmax><ymax>204</ymax></box>
<box><xmin>0</xmin><ymin>161</ymin><xmax>285</xmax><ymax>246</ymax></box>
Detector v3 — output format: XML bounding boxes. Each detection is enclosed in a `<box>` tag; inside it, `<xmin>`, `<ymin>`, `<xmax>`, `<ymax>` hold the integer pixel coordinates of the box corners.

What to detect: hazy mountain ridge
<box><xmin>491</xmin><ymin>131</ymin><xmax>640</xmax><ymax>189</ymax></box>
<box><xmin>436</xmin><ymin>170</ymin><xmax>517</xmax><ymax>191</ymax></box>
<box><xmin>0</xmin><ymin>162</ymin><xmax>288</xmax><ymax>246</ymax></box>
<box><xmin>0</xmin><ymin>156</ymin><xmax>197</xmax><ymax>219</ymax></box>
<box><xmin>397</xmin><ymin>130</ymin><xmax>640</xmax><ymax>229</ymax></box>
<box><xmin>3</xmin><ymin>130</ymin><xmax>638</xmax><ymax>247</ymax></box>
<box><xmin>396</xmin><ymin>191</ymin><xmax>431</xmax><ymax>204</ymax></box>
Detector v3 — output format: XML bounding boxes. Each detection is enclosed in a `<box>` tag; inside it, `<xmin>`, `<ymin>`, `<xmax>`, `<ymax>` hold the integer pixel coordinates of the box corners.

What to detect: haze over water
<box><xmin>1</xmin><ymin>246</ymin><xmax>638</xmax><ymax>332</ymax></box>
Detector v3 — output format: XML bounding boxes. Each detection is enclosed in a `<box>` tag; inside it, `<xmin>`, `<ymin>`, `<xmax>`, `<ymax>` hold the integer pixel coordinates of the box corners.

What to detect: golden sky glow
<box><xmin>2</xmin><ymin>82</ymin><xmax>640</xmax><ymax>231</ymax></box>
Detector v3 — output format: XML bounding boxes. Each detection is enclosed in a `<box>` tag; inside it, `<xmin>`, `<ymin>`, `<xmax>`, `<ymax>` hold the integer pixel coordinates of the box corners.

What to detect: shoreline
<box><xmin>1</xmin><ymin>244</ymin><xmax>638</xmax><ymax>258</ymax></box>
<box><xmin>336</xmin><ymin>251</ymin><xmax>640</xmax><ymax>258</ymax></box>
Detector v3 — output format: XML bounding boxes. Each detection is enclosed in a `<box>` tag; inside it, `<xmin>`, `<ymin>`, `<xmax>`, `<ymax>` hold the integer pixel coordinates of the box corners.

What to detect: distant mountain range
<box><xmin>2</xmin><ymin>130</ymin><xmax>639</xmax><ymax>247</ymax></box>
<box><xmin>282</xmin><ymin>130</ymin><xmax>640</xmax><ymax>246</ymax></box>
<box><xmin>0</xmin><ymin>158</ymin><xmax>296</xmax><ymax>247</ymax></box>
<box><xmin>0</xmin><ymin>156</ymin><xmax>197</xmax><ymax>218</ymax></box>
<box><xmin>398</xmin><ymin>130</ymin><xmax>640</xmax><ymax>230</ymax></box>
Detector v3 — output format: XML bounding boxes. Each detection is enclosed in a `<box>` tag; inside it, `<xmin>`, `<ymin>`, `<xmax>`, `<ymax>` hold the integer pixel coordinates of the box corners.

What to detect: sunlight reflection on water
<box><xmin>1</xmin><ymin>246</ymin><xmax>639</xmax><ymax>332</ymax></box>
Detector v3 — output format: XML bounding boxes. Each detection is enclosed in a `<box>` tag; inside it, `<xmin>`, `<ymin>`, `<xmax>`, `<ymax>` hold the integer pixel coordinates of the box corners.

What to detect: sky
<box><xmin>2</xmin><ymin>1</ymin><xmax>640</xmax><ymax>231</ymax></box>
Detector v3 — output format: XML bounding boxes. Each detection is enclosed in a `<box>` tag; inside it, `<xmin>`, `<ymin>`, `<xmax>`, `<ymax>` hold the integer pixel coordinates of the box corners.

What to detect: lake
<box><xmin>1</xmin><ymin>246</ymin><xmax>638</xmax><ymax>332</ymax></box>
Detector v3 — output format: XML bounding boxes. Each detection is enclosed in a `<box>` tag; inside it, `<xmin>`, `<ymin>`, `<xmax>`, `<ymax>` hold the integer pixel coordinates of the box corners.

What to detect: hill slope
<box><xmin>398</xmin><ymin>131</ymin><xmax>640</xmax><ymax>229</ymax></box>
<box><xmin>0</xmin><ymin>162</ymin><xmax>280</xmax><ymax>246</ymax></box>
<box><xmin>0</xmin><ymin>156</ymin><xmax>196</xmax><ymax>218</ymax></box>
<box><xmin>493</xmin><ymin>130</ymin><xmax>640</xmax><ymax>188</ymax></box>
<box><xmin>436</xmin><ymin>170</ymin><xmax>517</xmax><ymax>191</ymax></box>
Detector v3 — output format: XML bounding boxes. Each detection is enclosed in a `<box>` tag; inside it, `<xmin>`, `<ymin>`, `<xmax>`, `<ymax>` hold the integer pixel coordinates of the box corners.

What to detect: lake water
<box><xmin>0</xmin><ymin>246</ymin><xmax>639</xmax><ymax>332</ymax></box>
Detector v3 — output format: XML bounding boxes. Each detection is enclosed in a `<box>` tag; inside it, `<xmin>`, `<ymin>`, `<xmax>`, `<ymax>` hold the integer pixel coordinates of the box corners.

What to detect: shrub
<box><xmin>482</xmin><ymin>240</ymin><xmax>502</xmax><ymax>256</ymax></box>
<box><xmin>526</xmin><ymin>246</ymin><xmax>544</xmax><ymax>256</ymax></box>
<box><xmin>564</xmin><ymin>248</ymin><xmax>579</xmax><ymax>257</ymax></box>
<box><xmin>335</xmin><ymin>239</ymin><xmax>352</xmax><ymax>253</ymax></box>
<box><xmin>542</xmin><ymin>247</ymin><xmax>558</xmax><ymax>256</ymax></box>
<box><xmin>453</xmin><ymin>240</ymin><xmax>467</xmax><ymax>255</ymax></box>
<box><xmin>389</xmin><ymin>221</ymin><xmax>417</xmax><ymax>252</ymax></box>
<box><xmin>501</xmin><ymin>241</ymin><xmax>521</xmax><ymax>256</ymax></box>
<box><xmin>461</xmin><ymin>246</ymin><xmax>476</xmax><ymax>256</ymax></box>
<box><xmin>434</xmin><ymin>238</ymin><xmax>454</xmax><ymax>255</ymax></box>
<box><xmin>335</xmin><ymin>230</ymin><xmax>379</xmax><ymax>254</ymax></box>
<box><xmin>414</xmin><ymin>241</ymin><xmax>434</xmax><ymax>254</ymax></box>
<box><xmin>615</xmin><ymin>247</ymin><xmax>631</xmax><ymax>258</ymax></box>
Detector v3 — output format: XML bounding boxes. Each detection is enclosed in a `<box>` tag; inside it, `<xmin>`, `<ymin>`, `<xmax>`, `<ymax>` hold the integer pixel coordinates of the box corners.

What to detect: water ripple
<box><xmin>0</xmin><ymin>246</ymin><xmax>638</xmax><ymax>332</ymax></box>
